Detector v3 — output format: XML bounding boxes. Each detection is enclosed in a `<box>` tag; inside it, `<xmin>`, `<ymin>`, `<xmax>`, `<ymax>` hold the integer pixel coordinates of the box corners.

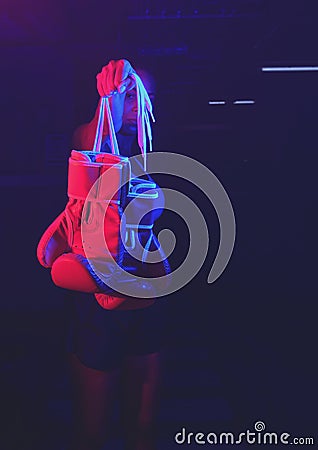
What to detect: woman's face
<box><xmin>120</xmin><ymin>70</ymin><xmax>156</xmax><ymax>136</ymax></box>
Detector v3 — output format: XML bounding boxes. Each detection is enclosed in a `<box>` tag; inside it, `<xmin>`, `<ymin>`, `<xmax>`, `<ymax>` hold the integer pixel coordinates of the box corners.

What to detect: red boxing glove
<box><xmin>37</xmin><ymin>150</ymin><xmax>169</xmax><ymax>310</ymax></box>
<box><xmin>37</xmin><ymin>150</ymin><xmax>144</xmax><ymax>310</ymax></box>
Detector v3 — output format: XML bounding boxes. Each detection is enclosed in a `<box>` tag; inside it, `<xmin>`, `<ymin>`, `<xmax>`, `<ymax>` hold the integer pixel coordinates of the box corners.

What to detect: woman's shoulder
<box><xmin>72</xmin><ymin>122</ymin><xmax>95</xmax><ymax>151</ymax></box>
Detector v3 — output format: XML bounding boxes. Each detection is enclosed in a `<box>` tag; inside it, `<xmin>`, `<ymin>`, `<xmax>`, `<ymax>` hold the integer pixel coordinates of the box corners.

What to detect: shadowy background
<box><xmin>1</xmin><ymin>0</ymin><xmax>317</xmax><ymax>448</ymax></box>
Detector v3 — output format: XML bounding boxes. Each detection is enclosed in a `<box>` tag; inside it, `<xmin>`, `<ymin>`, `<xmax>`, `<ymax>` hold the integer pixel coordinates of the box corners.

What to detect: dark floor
<box><xmin>1</xmin><ymin>157</ymin><xmax>317</xmax><ymax>449</ymax></box>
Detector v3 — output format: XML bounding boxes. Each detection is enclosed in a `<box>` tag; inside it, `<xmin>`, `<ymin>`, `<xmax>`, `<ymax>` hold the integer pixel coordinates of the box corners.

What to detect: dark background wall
<box><xmin>1</xmin><ymin>1</ymin><xmax>317</xmax><ymax>448</ymax></box>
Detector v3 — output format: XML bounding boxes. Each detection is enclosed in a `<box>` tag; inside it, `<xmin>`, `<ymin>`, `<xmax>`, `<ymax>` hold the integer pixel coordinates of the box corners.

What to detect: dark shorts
<box><xmin>65</xmin><ymin>291</ymin><xmax>169</xmax><ymax>371</ymax></box>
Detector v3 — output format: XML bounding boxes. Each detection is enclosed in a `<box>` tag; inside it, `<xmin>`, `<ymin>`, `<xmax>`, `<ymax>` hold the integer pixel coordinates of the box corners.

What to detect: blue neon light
<box><xmin>262</xmin><ymin>66</ymin><xmax>318</xmax><ymax>72</ymax></box>
<box><xmin>209</xmin><ymin>101</ymin><xmax>226</xmax><ymax>105</ymax></box>
<box><xmin>233</xmin><ymin>100</ymin><xmax>255</xmax><ymax>105</ymax></box>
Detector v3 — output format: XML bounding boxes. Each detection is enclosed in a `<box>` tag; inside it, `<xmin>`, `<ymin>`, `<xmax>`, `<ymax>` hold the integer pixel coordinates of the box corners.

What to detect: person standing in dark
<box><xmin>66</xmin><ymin>58</ymin><xmax>168</xmax><ymax>450</ymax></box>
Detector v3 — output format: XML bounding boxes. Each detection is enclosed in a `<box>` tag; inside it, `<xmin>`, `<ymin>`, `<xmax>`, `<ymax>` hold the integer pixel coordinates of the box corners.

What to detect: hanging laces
<box><xmin>92</xmin><ymin>72</ymin><xmax>155</xmax><ymax>170</ymax></box>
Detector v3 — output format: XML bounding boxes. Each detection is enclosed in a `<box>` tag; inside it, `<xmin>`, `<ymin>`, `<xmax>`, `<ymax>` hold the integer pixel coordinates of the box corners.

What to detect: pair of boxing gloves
<box><xmin>37</xmin><ymin>59</ymin><xmax>170</xmax><ymax>310</ymax></box>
